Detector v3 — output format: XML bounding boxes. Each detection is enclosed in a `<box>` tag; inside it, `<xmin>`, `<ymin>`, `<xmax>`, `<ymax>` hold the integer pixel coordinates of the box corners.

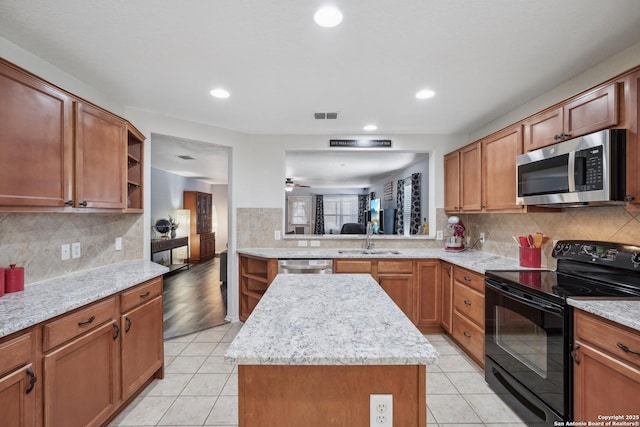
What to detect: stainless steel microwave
<box><xmin>516</xmin><ymin>129</ymin><xmax>626</xmax><ymax>206</ymax></box>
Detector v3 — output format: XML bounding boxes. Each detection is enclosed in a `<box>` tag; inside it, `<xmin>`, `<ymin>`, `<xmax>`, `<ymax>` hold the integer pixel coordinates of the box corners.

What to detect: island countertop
<box><xmin>225</xmin><ymin>273</ymin><xmax>438</xmax><ymax>366</ymax></box>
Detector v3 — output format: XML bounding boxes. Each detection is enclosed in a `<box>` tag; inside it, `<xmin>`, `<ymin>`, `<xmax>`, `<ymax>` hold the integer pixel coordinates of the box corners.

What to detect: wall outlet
<box><xmin>274</xmin><ymin>230</ymin><xmax>281</xmax><ymax>240</ymax></box>
<box><xmin>310</xmin><ymin>240</ymin><xmax>320</xmax><ymax>247</ymax></box>
<box><xmin>115</xmin><ymin>237</ymin><xmax>123</xmax><ymax>251</ymax></box>
<box><xmin>71</xmin><ymin>242</ymin><xmax>81</xmax><ymax>259</ymax></box>
<box><xmin>297</xmin><ymin>240</ymin><xmax>308</xmax><ymax>247</ymax></box>
<box><xmin>370</xmin><ymin>394</ymin><xmax>392</xmax><ymax>427</ymax></box>
<box><xmin>479</xmin><ymin>232</ymin><xmax>486</xmax><ymax>244</ymax></box>
<box><xmin>61</xmin><ymin>244</ymin><xmax>71</xmax><ymax>261</ymax></box>
<box><xmin>436</xmin><ymin>230</ymin><xmax>444</xmax><ymax>240</ymax></box>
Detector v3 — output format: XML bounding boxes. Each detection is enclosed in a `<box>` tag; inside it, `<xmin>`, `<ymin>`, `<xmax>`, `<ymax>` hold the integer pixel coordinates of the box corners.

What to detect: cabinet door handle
<box><xmin>78</xmin><ymin>315</ymin><xmax>95</xmax><ymax>326</ymax></box>
<box><xmin>113</xmin><ymin>322</ymin><xmax>120</xmax><ymax>340</ymax></box>
<box><xmin>78</xmin><ymin>200</ymin><xmax>88</xmax><ymax>207</ymax></box>
<box><xmin>125</xmin><ymin>316</ymin><xmax>132</xmax><ymax>333</ymax></box>
<box><xmin>571</xmin><ymin>343</ymin><xmax>581</xmax><ymax>365</ymax></box>
<box><xmin>463</xmin><ymin>299</ymin><xmax>472</xmax><ymax>305</ymax></box>
<box><xmin>464</xmin><ymin>276</ymin><xmax>472</xmax><ymax>282</ymax></box>
<box><xmin>554</xmin><ymin>134</ymin><xmax>562</xmax><ymax>141</ymax></box>
<box><xmin>25</xmin><ymin>367</ymin><xmax>37</xmax><ymax>394</ymax></box>
<box><xmin>625</xmin><ymin>195</ymin><xmax>635</xmax><ymax>202</ymax></box>
<box><xmin>139</xmin><ymin>291</ymin><xmax>150</xmax><ymax>298</ymax></box>
<box><xmin>617</xmin><ymin>342</ymin><xmax>640</xmax><ymax>356</ymax></box>
<box><xmin>65</xmin><ymin>200</ymin><xmax>73</xmax><ymax>206</ymax></box>
<box><xmin>463</xmin><ymin>331</ymin><xmax>471</xmax><ymax>338</ymax></box>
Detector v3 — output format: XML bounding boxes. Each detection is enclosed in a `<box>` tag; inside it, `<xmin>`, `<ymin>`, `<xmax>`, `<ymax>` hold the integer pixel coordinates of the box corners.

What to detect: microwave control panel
<box><xmin>575</xmin><ymin>147</ymin><xmax>603</xmax><ymax>191</ymax></box>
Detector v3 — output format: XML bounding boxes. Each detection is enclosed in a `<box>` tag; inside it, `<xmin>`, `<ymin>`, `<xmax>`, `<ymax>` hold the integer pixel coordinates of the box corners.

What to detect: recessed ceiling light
<box><xmin>363</xmin><ymin>124</ymin><xmax>378</xmax><ymax>131</ymax></box>
<box><xmin>416</xmin><ymin>89</ymin><xmax>435</xmax><ymax>99</ymax></box>
<box><xmin>210</xmin><ymin>88</ymin><xmax>230</xmax><ymax>99</ymax></box>
<box><xmin>314</xmin><ymin>6</ymin><xmax>343</xmax><ymax>28</ymax></box>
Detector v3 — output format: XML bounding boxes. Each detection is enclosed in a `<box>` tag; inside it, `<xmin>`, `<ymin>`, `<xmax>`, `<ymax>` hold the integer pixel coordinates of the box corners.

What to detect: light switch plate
<box><xmin>61</xmin><ymin>244</ymin><xmax>71</xmax><ymax>261</ymax></box>
<box><xmin>115</xmin><ymin>237</ymin><xmax>123</xmax><ymax>251</ymax></box>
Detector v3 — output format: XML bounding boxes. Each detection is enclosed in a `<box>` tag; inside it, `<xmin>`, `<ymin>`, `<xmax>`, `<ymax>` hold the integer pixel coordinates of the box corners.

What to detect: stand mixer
<box><xmin>445</xmin><ymin>216</ymin><xmax>466</xmax><ymax>251</ymax></box>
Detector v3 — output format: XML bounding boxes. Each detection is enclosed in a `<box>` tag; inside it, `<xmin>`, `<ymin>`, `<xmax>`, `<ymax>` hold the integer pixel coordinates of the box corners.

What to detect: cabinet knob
<box><xmin>78</xmin><ymin>200</ymin><xmax>88</xmax><ymax>207</ymax></box>
<box><xmin>463</xmin><ymin>331</ymin><xmax>471</xmax><ymax>338</ymax></box>
<box><xmin>625</xmin><ymin>195</ymin><xmax>635</xmax><ymax>202</ymax></box>
<box><xmin>464</xmin><ymin>276</ymin><xmax>472</xmax><ymax>282</ymax></box>
<box><xmin>553</xmin><ymin>134</ymin><xmax>562</xmax><ymax>141</ymax></box>
<box><xmin>65</xmin><ymin>200</ymin><xmax>73</xmax><ymax>206</ymax></box>
<box><xmin>463</xmin><ymin>299</ymin><xmax>472</xmax><ymax>306</ymax></box>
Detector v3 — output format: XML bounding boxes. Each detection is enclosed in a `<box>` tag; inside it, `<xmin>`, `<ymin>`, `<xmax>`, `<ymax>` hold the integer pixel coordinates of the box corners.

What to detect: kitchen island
<box><xmin>225</xmin><ymin>273</ymin><xmax>438</xmax><ymax>427</ymax></box>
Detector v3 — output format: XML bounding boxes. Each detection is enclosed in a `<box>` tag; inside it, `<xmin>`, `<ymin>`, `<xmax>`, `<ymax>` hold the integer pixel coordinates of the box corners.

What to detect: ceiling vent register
<box><xmin>314</xmin><ymin>112</ymin><xmax>338</xmax><ymax>119</ymax></box>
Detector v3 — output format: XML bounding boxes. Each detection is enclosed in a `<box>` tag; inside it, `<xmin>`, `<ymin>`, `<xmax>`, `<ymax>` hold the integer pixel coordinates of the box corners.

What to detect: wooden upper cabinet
<box><xmin>444</xmin><ymin>151</ymin><xmax>461</xmax><ymax>212</ymax></box>
<box><xmin>0</xmin><ymin>60</ymin><xmax>74</xmax><ymax>207</ymax></box>
<box><xmin>621</xmin><ymin>70</ymin><xmax>640</xmax><ymax>205</ymax></box>
<box><xmin>482</xmin><ymin>125</ymin><xmax>524</xmax><ymax>212</ymax></box>
<box><xmin>75</xmin><ymin>102</ymin><xmax>127</xmax><ymax>209</ymax></box>
<box><xmin>523</xmin><ymin>82</ymin><xmax>619</xmax><ymax>152</ymax></box>
<box><xmin>460</xmin><ymin>142</ymin><xmax>482</xmax><ymax>211</ymax></box>
<box><xmin>523</xmin><ymin>106</ymin><xmax>563</xmax><ymax>152</ymax></box>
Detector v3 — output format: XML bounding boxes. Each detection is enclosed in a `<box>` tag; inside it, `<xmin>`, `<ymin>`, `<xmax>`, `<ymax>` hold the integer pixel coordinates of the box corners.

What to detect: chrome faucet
<box><xmin>365</xmin><ymin>221</ymin><xmax>374</xmax><ymax>250</ymax></box>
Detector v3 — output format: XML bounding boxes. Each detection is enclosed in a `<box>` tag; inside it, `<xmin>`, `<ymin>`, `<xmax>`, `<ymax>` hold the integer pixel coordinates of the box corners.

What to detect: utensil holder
<box><xmin>5</xmin><ymin>264</ymin><xmax>24</xmax><ymax>293</ymax></box>
<box><xmin>519</xmin><ymin>247</ymin><xmax>541</xmax><ymax>268</ymax></box>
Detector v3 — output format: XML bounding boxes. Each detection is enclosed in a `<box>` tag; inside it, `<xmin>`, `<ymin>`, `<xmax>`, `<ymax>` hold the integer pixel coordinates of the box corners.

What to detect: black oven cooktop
<box><xmin>486</xmin><ymin>240</ymin><xmax>640</xmax><ymax>304</ymax></box>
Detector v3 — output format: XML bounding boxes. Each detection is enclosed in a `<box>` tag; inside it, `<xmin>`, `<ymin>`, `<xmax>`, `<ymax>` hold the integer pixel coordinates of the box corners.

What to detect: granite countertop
<box><xmin>568</xmin><ymin>299</ymin><xmax>640</xmax><ymax>332</ymax></box>
<box><xmin>0</xmin><ymin>260</ymin><xmax>169</xmax><ymax>339</ymax></box>
<box><xmin>237</xmin><ymin>247</ymin><xmax>524</xmax><ymax>274</ymax></box>
<box><xmin>225</xmin><ymin>273</ymin><xmax>438</xmax><ymax>366</ymax></box>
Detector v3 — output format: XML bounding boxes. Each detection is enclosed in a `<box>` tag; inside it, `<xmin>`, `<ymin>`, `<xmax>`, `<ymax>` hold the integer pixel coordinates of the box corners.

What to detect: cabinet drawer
<box><xmin>0</xmin><ymin>331</ymin><xmax>33</xmax><ymax>376</ymax></box>
<box><xmin>121</xmin><ymin>277</ymin><xmax>163</xmax><ymax>313</ymax></box>
<box><xmin>333</xmin><ymin>260</ymin><xmax>373</xmax><ymax>274</ymax></box>
<box><xmin>453</xmin><ymin>267</ymin><xmax>484</xmax><ymax>293</ymax></box>
<box><xmin>452</xmin><ymin>311</ymin><xmax>484</xmax><ymax>365</ymax></box>
<box><xmin>575</xmin><ymin>310</ymin><xmax>640</xmax><ymax>369</ymax></box>
<box><xmin>453</xmin><ymin>281</ymin><xmax>484</xmax><ymax>327</ymax></box>
<box><xmin>43</xmin><ymin>297</ymin><xmax>117</xmax><ymax>352</ymax></box>
<box><xmin>378</xmin><ymin>260</ymin><xmax>413</xmax><ymax>274</ymax></box>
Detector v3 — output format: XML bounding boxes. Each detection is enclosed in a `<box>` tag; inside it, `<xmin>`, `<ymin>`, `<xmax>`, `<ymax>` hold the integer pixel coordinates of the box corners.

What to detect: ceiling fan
<box><xmin>285</xmin><ymin>177</ymin><xmax>310</xmax><ymax>192</ymax></box>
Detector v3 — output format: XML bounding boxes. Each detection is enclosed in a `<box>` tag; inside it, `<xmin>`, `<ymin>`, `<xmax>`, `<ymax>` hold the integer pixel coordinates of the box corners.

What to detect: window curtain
<box><xmin>358</xmin><ymin>194</ymin><xmax>368</xmax><ymax>224</ymax></box>
<box><xmin>314</xmin><ymin>195</ymin><xmax>325</xmax><ymax>234</ymax></box>
<box><xmin>410</xmin><ymin>172</ymin><xmax>421</xmax><ymax>234</ymax></box>
<box><xmin>395</xmin><ymin>179</ymin><xmax>405</xmax><ymax>235</ymax></box>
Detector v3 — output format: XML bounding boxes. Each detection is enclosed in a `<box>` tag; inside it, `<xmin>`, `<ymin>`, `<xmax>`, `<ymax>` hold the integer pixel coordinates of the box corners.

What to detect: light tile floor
<box><xmin>109</xmin><ymin>324</ymin><xmax>527</xmax><ymax>427</ymax></box>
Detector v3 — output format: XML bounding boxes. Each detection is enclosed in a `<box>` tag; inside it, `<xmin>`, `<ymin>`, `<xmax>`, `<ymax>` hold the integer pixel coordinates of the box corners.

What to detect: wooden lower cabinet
<box><xmin>0</xmin><ymin>329</ymin><xmax>37</xmax><ymax>427</ymax></box>
<box><xmin>378</xmin><ymin>274</ymin><xmax>414</xmax><ymax>321</ymax></box>
<box><xmin>440</xmin><ymin>262</ymin><xmax>454</xmax><ymax>333</ymax></box>
<box><xmin>415</xmin><ymin>260</ymin><xmax>441</xmax><ymax>332</ymax></box>
<box><xmin>451</xmin><ymin>266</ymin><xmax>485</xmax><ymax>367</ymax></box>
<box><xmin>573</xmin><ymin>309</ymin><xmax>640</xmax><ymax>421</ymax></box>
<box><xmin>121</xmin><ymin>296</ymin><xmax>164</xmax><ymax>399</ymax></box>
<box><xmin>43</xmin><ymin>322</ymin><xmax>120</xmax><ymax>427</ymax></box>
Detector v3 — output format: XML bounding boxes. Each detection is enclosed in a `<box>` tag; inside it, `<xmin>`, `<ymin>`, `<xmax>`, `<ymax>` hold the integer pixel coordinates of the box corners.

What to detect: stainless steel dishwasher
<box><xmin>277</xmin><ymin>259</ymin><xmax>333</xmax><ymax>274</ymax></box>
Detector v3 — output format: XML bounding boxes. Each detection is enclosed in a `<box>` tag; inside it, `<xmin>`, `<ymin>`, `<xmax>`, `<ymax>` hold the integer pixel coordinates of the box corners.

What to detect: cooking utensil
<box><xmin>533</xmin><ymin>232</ymin><xmax>544</xmax><ymax>248</ymax></box>
<box><xmin>512</xmin><ymin>236</ymin><xmax>521</xmax><ymax>246</ymax></box>
<box><xmin>527</xmin><ymin>234</ymin><xmax>534</xmax><ymax>248</ymax></box>
<box><xmin>518</xmin><ymin>236</ymin><xmax>529</xmax><ymax>248</ymax></box>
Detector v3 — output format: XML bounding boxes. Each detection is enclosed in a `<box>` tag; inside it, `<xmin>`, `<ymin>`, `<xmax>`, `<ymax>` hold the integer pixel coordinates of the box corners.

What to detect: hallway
<box><xmin>162</xmin><ymin>257</ymin><xmax>228</xmax><ymax>339</ymax></box>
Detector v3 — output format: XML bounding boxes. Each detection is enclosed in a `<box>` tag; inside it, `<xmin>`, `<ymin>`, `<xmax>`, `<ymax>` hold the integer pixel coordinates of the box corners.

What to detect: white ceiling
<box><xmin>2</xmin><ymin>0</ymin><xmax>640</xmax><ymax>184</ymax></box>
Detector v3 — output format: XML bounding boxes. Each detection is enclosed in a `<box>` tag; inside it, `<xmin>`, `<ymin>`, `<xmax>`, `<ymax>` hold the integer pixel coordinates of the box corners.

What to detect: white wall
<box><xmin>150</xmin><ymin>167</ymin><xmax>212</xmax><ymax>225</ymax></box>
<box><xmin>212</xmin><ymin>184</ymin><xmax>229</xmax><ymax>252</ymax></box>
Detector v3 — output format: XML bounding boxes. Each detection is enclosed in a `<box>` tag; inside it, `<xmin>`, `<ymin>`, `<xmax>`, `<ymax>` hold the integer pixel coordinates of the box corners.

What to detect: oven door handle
<box><xmin>485</xmin><ymin>281</ymin><xmax>564</xmax><ymax>315</ymax></box>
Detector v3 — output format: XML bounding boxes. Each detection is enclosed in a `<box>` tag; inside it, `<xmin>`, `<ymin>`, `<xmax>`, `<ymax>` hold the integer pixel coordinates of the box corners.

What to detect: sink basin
<box><xmin>338</xmin><ymin>250</ymin><xmax>401</xmax><ymax>255</ymax></box>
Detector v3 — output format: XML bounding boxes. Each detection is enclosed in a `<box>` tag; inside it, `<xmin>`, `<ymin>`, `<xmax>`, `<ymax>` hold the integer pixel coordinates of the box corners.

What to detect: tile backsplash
<box><xmin>0</xmin><ymin>213</ymin><xmax>144</xmax><ymax>284</ymax></box>
<box><xmin>237</xmin><ymin>206</ymin><xmax>640</xmax><ymax>269</ymax></box>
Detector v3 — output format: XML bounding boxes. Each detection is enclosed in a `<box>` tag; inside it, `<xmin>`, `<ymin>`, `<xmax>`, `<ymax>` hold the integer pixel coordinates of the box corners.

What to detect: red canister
<box><xmin>0</xmin><ymin>267</ymin><xmax>4</xmax><ymax>297</ymax></box>
<box><xmin>5</xmin><ymin>264</ymin><xmax>24</xmax><ymax>293</ymax></box>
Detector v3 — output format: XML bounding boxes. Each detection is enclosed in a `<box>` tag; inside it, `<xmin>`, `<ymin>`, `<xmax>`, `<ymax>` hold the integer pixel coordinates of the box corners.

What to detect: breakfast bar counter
<box><xmin>225</xmin><ymin>273</ymin><xmax>437</xmax><ymax>426</ymax></box>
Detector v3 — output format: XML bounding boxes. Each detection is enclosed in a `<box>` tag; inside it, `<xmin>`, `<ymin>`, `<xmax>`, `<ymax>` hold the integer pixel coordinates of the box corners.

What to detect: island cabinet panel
<box><xmin>238</xmin><ymin>365</ymin><xmax>426</xmax><ymax>427</ymax></box>
<box><xmin>239</xmin><ymin>255</ymin><xmax>278</xmax><ymax>321</ymax></box>
<box><xmin>415</xmin><ymin>260</ymin><xmax>442</xmax><ymax>332</ymax></box>
<box><xmin>0</xmin><ymin>59</ymin><xmax>74</xmax><ymax>207</ymax></box>
<box><xmin>573</xmin><ymin>310</ymin><xmax>640</xmax><ymax>422</ymax></box>
<box><xmin>0</xmin><ymin>329</ymin><xmax>37</xmax><ymax>427</ymax></box>
<box><xmin>451</xmin><ymin>266</ymin><xmax>485</xmax><ymax>367</ymax></box>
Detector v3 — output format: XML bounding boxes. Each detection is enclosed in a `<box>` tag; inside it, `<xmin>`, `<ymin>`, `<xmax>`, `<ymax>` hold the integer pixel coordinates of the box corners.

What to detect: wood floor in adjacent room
<box><xmin>162</xmin><ymin>257</ymin><xmax>228</xmax><ymax>339</ymax></box>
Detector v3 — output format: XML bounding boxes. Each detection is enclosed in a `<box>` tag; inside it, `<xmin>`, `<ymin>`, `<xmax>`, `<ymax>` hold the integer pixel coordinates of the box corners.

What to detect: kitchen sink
<box><xmin>337</xmin><ymin>250</ymin><xmax>401</xmax><ymax>255</ymax></box>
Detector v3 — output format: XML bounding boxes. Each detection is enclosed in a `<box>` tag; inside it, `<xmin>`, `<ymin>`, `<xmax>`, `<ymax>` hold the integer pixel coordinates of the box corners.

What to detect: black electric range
<box><xmin>484</xmin><ymin>240</ymin><xmax>640</xmax><ymax>426</ymax></box>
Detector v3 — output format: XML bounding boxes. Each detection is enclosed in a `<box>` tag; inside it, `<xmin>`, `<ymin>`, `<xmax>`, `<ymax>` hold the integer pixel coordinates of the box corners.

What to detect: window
<box><xmin>323</xmin><ymin>195</ymin><xmax>359</xmax><ymax>234</ymax></box>
<box><xmin>286</xmin><ymin>196</ymin><xmax>312</xmax><ymax>234</ymax></box>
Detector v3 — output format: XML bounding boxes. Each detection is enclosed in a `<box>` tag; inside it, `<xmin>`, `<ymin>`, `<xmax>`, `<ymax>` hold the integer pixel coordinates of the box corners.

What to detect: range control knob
<box><xmin>632</xmin><ymin>253</ymin><xmax>640</xmax><ymax>268</ymax></box>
